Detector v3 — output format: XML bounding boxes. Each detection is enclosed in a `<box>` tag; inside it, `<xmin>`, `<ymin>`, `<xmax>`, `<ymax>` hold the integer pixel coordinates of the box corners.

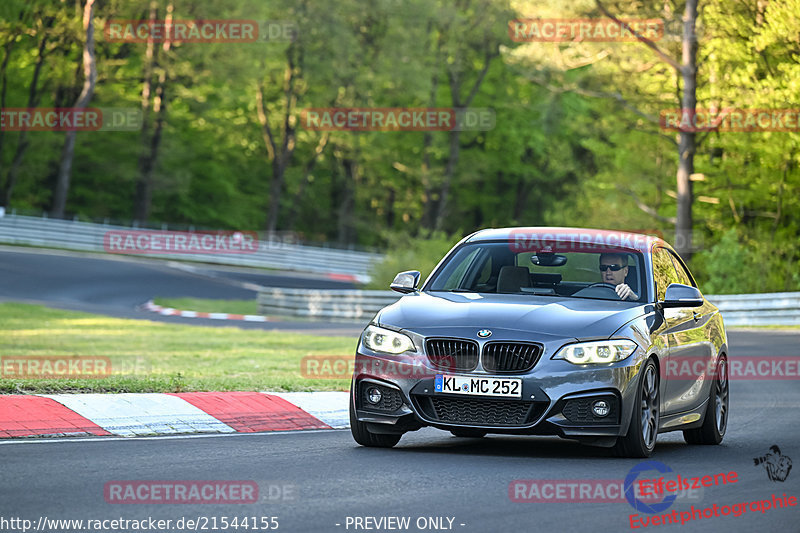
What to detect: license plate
<box><xmin>434</xmin><ymin>374</ymin><xmax>522</xmax><ymax>398</ymax></box>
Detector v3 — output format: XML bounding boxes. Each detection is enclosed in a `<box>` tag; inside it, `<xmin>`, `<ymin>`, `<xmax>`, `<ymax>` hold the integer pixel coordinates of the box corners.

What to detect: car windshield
<box><xmin>427</xmin><ymin>241</ymin><xmax>647</xmax><ymax>302</ymax></box>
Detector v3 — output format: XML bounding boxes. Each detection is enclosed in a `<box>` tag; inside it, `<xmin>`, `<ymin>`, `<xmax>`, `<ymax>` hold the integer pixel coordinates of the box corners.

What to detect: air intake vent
<box><xmin>426</xmin><ymin>338</ymin><xmax>479</xmax><ymax>371</ymax></box>
<box><xmin>412</xmin><ymin>395</ymin><xmax>546</xmax><ymax>427</ymax></box>
<box><xmin>482</xmin><ymin>342</ymin><xmax>542</xmax><ymax>373</ymax></box>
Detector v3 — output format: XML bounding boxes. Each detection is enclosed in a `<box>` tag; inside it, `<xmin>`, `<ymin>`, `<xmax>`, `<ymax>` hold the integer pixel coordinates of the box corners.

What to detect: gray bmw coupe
<box><xmin>349</xmin><ymin>228</ymin><xmax>729</xmax><ymax>457</ymax></box>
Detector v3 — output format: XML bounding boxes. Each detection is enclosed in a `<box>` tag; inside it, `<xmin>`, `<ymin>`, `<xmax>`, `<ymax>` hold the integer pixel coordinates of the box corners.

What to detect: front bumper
<box><xmin>351</xmin><ymin>347</ymin><xmax>646</xmax><ymax>441</ymax></box>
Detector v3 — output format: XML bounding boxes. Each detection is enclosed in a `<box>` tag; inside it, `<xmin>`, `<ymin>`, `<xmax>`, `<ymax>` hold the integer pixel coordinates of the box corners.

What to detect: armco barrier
<box><xmin>0</xmin><ymin>213</ymin><xmax>381</xmax><ymax>282</ymax></box>
<box><xmin>257</xmin><ymin>287</ymin><xmax>399</xmax><ymax>321</ymax></box>
<box><xmin>707</xmin><ymin>292</ymin><xmax>800</xmax><ymax>326</ymax></box>
<box><xmin>256</xmin><ymin>287</ymin><xmax>800</xmax><ymax>326</ymax></box>
<box><xmin>3</xmin><ymin>212</ymin><xmax>798</xmax><ymax>326</ymax></box>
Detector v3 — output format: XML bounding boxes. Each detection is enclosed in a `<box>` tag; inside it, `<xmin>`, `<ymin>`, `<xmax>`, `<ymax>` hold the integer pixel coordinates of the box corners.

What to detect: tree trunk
<box><xmin>0</xmin><ymin>35</ymin><xmax>19</xmax><ymax>178</ymax></box>
<box><xmin>3</xmin><ymin>26</ymin><xmax>50</xmax><ymax>206</ymax></box>
<box><xmin>266</xmin><ymin>158</ymin><xmax>286</xmax><ymax>233</ymax></box>
<box><xmin>385</xmin><ymin>187</ymin><xmax>396</xmax><ymax>229</ymax></box>
<box><xmin>434</xmin><ymin>130</ymin><xmax>461</xmax><ymax>231</ymax></box>
<box><xmin>433</xmin><ymin>49</ymin><xmax>495</xmax><ymax>231</ymax></box>
<box><xmin>134</xmin><ymin>2</ymin><xmax>172</xmax><ymax>223</ymax></box>
<box><xmin>285</xmin><ymin>132</ymin><xmax>329</xmax><ymax>231</ymax></box>
<box><xmin>135</xmin><ymin>78</ymin><xmax>168</xmax><ymax>222</ymax></box>
<box><xmin>337</xmin><ymin>156</ymin><xmax>356</xmax><ymax>245</ymax></box>
<box><xmin>420</xmin><ymin>26</ymin><xmax>442</xmax><ymax>231</ymax></box>
<box><xmin>675</xmin><ymin>0</ymin><xmax>698</xmax><ymax>259</ymax></box>
<box><xmin>133</xmin><ymin>2</ymin><xmax>158</xmax><ymax>222</ymax></box>
<box><xmin>51</xmin><ymin>0</ymin><xmax>97</xmax><ymax>218</ymax></box>
<box><xmin>258</xmin><ymin>45</ymin><xmax>299</xmax><ymax>233</ymax></box>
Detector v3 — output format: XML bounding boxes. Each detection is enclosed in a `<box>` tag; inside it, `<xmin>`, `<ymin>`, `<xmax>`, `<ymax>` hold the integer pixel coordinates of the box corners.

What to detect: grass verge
<box><xmin>0</xmin><ymin>303</ymin><xmax>354</xmax><ymax>394</ymax></box>
<box><xmin>153</xmin><ymin>297</ymin><xmax>259</xmax><ymax>315</ymax></box>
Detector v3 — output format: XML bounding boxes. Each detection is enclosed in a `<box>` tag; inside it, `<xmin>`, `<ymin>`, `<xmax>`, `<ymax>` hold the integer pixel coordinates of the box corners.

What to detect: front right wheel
<box><xmin>349</xmin><ymin>393</ymin><xmax>402</xmax><ymax>448</ymax></box>
<box><xmin>684</xmin><ymin>356</ymin><xmax>728</xmax><ymax>445</ymax></box>
<box><xmin>614</xmin><ymin>358</ymin><xmax>659</xmax><ymax>458</ymax></box>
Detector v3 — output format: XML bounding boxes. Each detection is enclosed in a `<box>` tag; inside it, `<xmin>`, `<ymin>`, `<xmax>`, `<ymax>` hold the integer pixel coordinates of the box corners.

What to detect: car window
<box><xmin>427</xmin><ymin>242</ymin><xmax>647</xmax><ymax>301</ymax></box>
<box><xmin>652</xmin><ymin>247</ymin><xmax>681</xmax><ymax>301</ymax></box>
<box><xmin>438</xmin><ymin>247</ymin><xmax>482</xmax><ymax>290</ymax></box>
<box><xmin>667</xmin><ymin>251</ymin><xmax>695</xmax><ymax>287</ymax></box>
<box><xmin>515</xmin><ymin>252</ymin><xmax>598</xmax><ymax>282</ymax></box>
<box><xmin>476</xmin><ymin>254</ymin><xmax>492</xmax><ymax>285</ymax></box>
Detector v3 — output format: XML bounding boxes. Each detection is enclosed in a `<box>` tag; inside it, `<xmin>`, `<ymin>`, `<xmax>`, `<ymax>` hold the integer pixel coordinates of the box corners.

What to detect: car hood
<box><xmin>376</xmin><ymin>291</ymin><xmax>648</xmax><ymax>340</ymax></box>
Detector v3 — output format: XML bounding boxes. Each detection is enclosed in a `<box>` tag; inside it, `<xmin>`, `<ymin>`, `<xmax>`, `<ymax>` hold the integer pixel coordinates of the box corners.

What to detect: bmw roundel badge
<box><xmin>477</xmin><ymin>329</ymin><xmax>492</xmax><ymax>338</ymax></box>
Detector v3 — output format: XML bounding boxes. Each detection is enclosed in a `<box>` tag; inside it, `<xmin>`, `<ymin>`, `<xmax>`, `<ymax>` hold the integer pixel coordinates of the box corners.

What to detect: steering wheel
<box><xmin>573</xmin><ymin>282</ymin><xmax>620</xmax><ymax>299</ymax></box>
<box><xmin>585</xmin><ymin>282</ymin><xmax>619</xmax><ymax>292</ymax></box>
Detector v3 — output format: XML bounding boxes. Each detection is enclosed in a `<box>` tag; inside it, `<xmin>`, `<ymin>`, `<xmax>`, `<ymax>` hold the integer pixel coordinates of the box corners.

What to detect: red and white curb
<box><xmin>0</xmin><ymin>391</ymin><xmax>349</xmax><ymax>438</ymax></box>
<box><xmin>140</xmin><ymin>300</ymin><xmax>271</xmax><ymax>322</ymax></box>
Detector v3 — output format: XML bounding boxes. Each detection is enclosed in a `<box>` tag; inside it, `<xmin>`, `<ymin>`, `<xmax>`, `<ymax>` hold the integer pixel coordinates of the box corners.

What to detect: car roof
<box><xmin>464</xmin><ymin>226</ymin><xmax>667</xmax><ymax>254</ymax></box>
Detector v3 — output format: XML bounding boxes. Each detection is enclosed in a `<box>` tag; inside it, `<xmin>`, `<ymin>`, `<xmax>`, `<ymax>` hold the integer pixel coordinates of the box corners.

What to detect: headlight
<box><xmin>362</xmin><ymin>325</ymin><xmax>415</xmax><ymax>354</ymax></box>
<box><xmin>554</xmin><ymin>339</ymin><xmax>637</xmax><ymax>365</ymax></box>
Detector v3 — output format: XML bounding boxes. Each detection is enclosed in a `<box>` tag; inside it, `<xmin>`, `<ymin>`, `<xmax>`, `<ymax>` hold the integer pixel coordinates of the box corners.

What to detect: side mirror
<box><xmin>390</xmin><ymin>270</ymin><xmax>421</xmax><ymax>294</ymax></box>
<box><xmin>660</xmin><ymin>283</ymin><xmax>703</xmax><ymax>308</ymax></box>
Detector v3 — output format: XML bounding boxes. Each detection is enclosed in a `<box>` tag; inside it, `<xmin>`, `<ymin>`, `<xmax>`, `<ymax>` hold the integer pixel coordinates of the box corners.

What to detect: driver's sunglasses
<box><xmin>599</xmin><ymin>264</ymin><xmax>626</xmax><ymax>272</ymax></box>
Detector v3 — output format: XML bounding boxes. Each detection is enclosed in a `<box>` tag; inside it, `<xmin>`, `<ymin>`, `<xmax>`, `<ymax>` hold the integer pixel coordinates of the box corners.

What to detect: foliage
<box><xmin>366</xmin><ymin>231</ymin><xmax>460</xmax><ymax>289</ymax></box>
<box><xmin>0</xmin><ymin>0</ymin><xmax>797</xmax><ymax>290</ymax></box>
<box><xmin>694</xmin><ymin>228</ymin><xmax>800</xmax><ymax>294</ymax></box>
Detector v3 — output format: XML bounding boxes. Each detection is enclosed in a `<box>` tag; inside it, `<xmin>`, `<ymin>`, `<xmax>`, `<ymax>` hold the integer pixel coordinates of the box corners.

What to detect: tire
<box><xmin>684</xmin><ymin>357</ymin><xmax>728</xmax><ymax>445</ymax></box>
<box><xmin>614</xmin><ymin>358</ymin><xmax>659</xmax><ymax>458</ymax></box>
<box><xmin>349</xmin><ymin>394</ymin><xmax>402</xmax><ymax>448</ymax></box>
<box><xmin>450</xmin><ymin>429</ymin><xmax>487</xmax><ymax>438</ymax></box>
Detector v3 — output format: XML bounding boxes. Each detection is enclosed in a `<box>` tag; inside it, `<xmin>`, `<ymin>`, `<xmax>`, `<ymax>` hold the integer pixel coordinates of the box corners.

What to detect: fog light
<box><xmin>366</xmin><ymin>387</ymin><xmax>382</xmax><ymax>405</ymax></box>
<box><xmin>592</xmin><ymin>400</ymin><xmax>610</xmax><ymax>417</ymax></box>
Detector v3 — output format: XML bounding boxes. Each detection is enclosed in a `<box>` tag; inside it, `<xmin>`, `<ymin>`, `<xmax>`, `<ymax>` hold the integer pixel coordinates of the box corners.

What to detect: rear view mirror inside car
<box><xmin>531</xmin><ymin>253</ymin><xmax>567</xmax><ymax>266</ymax></box>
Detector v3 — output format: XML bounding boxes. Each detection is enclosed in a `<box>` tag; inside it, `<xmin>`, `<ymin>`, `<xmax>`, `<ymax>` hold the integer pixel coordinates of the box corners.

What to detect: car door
<box><xmin>664</xmin><ymin>250</ymin><xmax>718</xmax><ymax>412</ymax></box>
<box><xmin>649</xmin><ymin>247</ymin><xmax>682</xmax><ymax>415</ymax></box>
<box><xmin>655</xmin><ymin>248</ymin><xmax>715</xmax><ymax>414</ymax></box>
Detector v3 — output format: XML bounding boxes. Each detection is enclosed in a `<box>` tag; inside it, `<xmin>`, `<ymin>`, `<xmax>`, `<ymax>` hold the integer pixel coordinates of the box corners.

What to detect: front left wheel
<box><xmin>613</xmin><ymin>358</ymin><xmax>660</xmax><ymax>458</ymax></box>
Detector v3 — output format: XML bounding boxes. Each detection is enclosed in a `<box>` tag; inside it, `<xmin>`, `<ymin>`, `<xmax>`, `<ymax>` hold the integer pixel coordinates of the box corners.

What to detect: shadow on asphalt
<box><xmin>346</xmin><ymin>433</ymin><xmax>705</xmax><ymax>461</ymax></box>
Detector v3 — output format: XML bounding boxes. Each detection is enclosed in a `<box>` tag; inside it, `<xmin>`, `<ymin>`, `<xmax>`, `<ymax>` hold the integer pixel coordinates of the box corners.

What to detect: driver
<box><xmin>599</xmin><ymin>253</ymin><xmax>638</xmax><ymax>301</ymax></box>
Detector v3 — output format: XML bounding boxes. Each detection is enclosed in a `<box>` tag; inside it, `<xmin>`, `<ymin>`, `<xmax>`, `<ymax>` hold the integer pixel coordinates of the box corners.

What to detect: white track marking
<box><xmin>39</xmin><ymin>393</ymin><xmax>236</xmax><ymax>436</ymax></box>
<box><xmin>270</xmin><ymin>391</ymin><xmax>350</xmax><ymax>429</ymax></box>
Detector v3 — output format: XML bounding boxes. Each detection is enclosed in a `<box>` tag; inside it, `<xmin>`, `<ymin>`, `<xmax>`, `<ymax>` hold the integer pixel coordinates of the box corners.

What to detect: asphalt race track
<box><xmin>1</xmin><ymin>330</ymin><xmax>798</xmax><ymax>533</ymax></box>
<box><xmin>0</xmin><ymin>247</ymin><xmax>363</xmax><ymax>335</ymax></box>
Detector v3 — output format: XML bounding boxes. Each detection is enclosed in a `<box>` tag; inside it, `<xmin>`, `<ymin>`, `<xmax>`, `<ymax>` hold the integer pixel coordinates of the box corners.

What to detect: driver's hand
<box><xmin>615</xmin><ymin>283</ymin><xmax>638</xmax><ymax>301</ymax></box>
